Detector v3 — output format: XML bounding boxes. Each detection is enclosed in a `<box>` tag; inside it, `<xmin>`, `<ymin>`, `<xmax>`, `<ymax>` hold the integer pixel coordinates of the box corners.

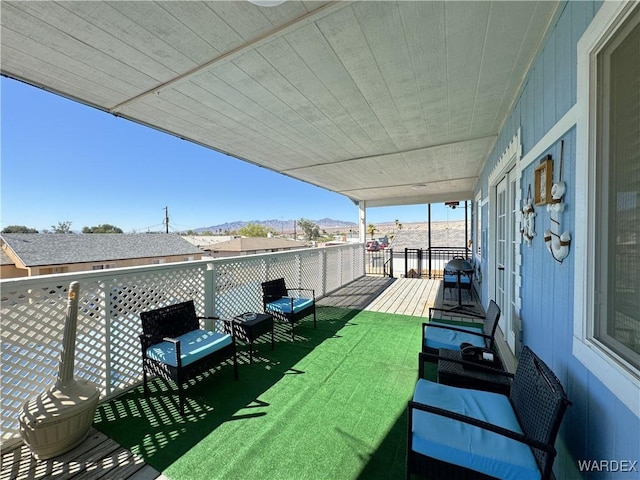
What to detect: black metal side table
<box><xmin>226</xmin><ymin>312</ymin><xmax>274</xmax><ymax>364</ymax></box>
<box><xmin>437</xmin><ymin>348</ymin><xmax>511</xmax><ymax>395</ymax></box>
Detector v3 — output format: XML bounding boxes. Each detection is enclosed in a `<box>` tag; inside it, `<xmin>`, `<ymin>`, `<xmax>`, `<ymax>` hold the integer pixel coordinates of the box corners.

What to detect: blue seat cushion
<box><xmin>444</xmin><ymin>274</ymin><xmax>471</xmax><ymax>285</ymax></box>
<box><xmin>146</xmin><ymin>330</ymin><xmax>233</xmax><ymax>367</ymax></box>
<box><xmin>411</xmin><ymin>379</ymin><xmax>540</xmax><ymax>480</ymax></box>
<box><xmin>265</xmin><ymin>297</ymin><xmax>314</xmax><ymax>315</ymax></box>
<box><xmin>424</xmin><ymin>321</ymin><xmax>485</xmax><ymax>350</ymax></box>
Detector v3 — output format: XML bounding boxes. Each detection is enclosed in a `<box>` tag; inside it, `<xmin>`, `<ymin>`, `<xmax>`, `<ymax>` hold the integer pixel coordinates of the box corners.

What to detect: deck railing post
<box><xmin>322</xmin><ymin>248</ymin><xmax>328</xmax><ymax>297</ymax></box>
<box><xmin>205</xmin><ymin>263</ymin><xmax>216</xmax><ymax>328</ymax></box>
<box><xmin>102</xmin><ymin>279</ymin><xmax>113</xmax><ymax>397</ymax></box>
<box><xmin>428</xmin><ymin>203</ymin><xmax>433</xmax><ymax>278</ymax></box>
<box><xmin>404</xmin><ymin>248</ymin><xmax>408</xmax><ymax>278</ymax></box>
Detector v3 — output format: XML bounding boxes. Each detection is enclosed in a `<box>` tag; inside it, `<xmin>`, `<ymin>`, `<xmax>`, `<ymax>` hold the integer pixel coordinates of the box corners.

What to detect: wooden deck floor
<box><xmin>0</xmin><ymin>275</ymin><xmax>481</xmax><ymax>480</ymax></box>
<box><xmin>0</xmin><ymin>428</ymin><xmax>166</xmax><ymax>480</ymax></box>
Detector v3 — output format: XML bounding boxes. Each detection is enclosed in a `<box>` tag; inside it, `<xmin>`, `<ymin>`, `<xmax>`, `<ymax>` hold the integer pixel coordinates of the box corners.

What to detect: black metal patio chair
<box><xmin>139</xmin><ymin>300</ymin><xmax>238</xmax><ymax>415</ymax></box>
<box><xmin>422</xmin><ymin>300</ymin><xmax>501</xmax><ymax>356</ymax></box>
<box><xmin>261</xmin><ymin>278</ymin><xmax>316</xmax><ymax>341</ymax></box>
<box><xmin>407</xmin><ymin>346</ymin><xmax>572</xmax><ymax>479</ymax></box>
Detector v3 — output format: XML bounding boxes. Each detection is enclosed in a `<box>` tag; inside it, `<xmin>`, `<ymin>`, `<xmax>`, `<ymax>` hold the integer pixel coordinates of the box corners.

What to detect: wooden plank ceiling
<box><xmin>1</xmin><ymin>1</ymin><xmax>558</xmax><ymax>207</ymax></box>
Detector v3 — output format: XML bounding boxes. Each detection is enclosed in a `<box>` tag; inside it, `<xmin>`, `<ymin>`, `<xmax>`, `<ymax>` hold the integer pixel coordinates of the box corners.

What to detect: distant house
<box><xmin>387</xmin><ymin>227</ymin><xmax>472</xmax><ymax>280</ymax></box>
<box><xmin>0</xmin><ymin>233</ymin><xmax>204</xmax><ymax>278</ymax></box>
<box><xmin>181</xmin><ymin>235</ymin><xmax>235</xmax><ymax>248</ymax></box>
<box><xmin>0</xmin><ymin>248</ymin><xmax>22</xmax><ymax>279</ymax></box>
<box><xmin>201</xmin><ymin>237</ymin><xmax>307</xmax><ymax>258</ymax></box>
<box><xmin>388</xmin><ymin>230</ymin><xmax>428</xmax><ymax>251</ymax></box>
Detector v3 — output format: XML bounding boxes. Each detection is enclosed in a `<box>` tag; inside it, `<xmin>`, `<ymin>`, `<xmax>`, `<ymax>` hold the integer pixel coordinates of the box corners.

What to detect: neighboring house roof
<box><xmin>204</xmin><ymin>237</ymin><xmax>306</xmax><ymax>253</ymax></box>
<box><xmin>182</xmin><ymin>235</ymin><xmax>234</xmax><ymax>247</ymax></box>
<box><xmin>0</xmin><ymin>234</ymin><xmax>203</xmax><ymax>267</ymax></box>
<box><xmin>389</xmin><ymin>223</ymin><xmax>467</xmax><ymax>250</ymax></box>
<box><xmin>388</xmin><ymin>230</ymin><xmax>429</xmax><ymax>251</ymax></box>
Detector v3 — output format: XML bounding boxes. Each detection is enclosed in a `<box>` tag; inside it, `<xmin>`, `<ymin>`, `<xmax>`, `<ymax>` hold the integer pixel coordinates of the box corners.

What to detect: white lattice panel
<box><xmin>213</xmin><ymin>256</ymin><xmax>267</xmax><ymax>318</ymax></box>
<box><xmin>1</xmin><ymin>277</ymin><xmax>107</xmax><ymax>443</ymax></box>
<box><xmin>325</xmin><ymin>248</ymin><xmax>344</xmax><ymax>293</ymax></box>
<box><xmin>0</xmin><ymin>245</ymin><xmax>363</xmax><ymax>443</ymax></box>
<box><xmin>298</xmin><ymin>250</ymin><xmax>323</xmax><ymax>293</ymax></box>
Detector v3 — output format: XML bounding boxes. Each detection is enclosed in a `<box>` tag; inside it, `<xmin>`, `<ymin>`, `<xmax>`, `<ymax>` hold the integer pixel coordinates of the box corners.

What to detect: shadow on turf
<box><xmin>355</xmin><ymin>349</ymin><xmax>440</xmax><ymax>480</ymax></box>
<box><xmin>93</xmin><ymin>305</ymin><xmax>360</xmax><ymax>471</ymax></box>
<box><xmin>357</xmin><ymin>409</ymin><xmax>408</xmax><ymax>480</ymax></box>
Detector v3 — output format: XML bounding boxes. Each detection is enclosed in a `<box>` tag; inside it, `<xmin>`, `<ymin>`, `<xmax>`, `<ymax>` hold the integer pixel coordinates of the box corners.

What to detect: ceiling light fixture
<box><xmin>248</xmin><ymin>0</ymin><xmax>286</xmax><ymax>6</ymax></box>
<box><xmin>411</xmin><ymin>184</ymin><xmax>427</xmax><ymax>190</ymax></box>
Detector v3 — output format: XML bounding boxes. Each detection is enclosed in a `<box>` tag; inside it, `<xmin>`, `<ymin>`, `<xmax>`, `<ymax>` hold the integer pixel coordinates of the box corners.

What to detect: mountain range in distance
<box><xmin>195</xmin><ymin>218</ymin><xmax>357</xmax><ymax>233</ymax></box>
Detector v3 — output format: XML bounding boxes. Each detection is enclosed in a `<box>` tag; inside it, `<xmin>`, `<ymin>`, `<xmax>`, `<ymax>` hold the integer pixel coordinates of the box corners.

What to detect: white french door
<box><xmin>495</xmin><ymin>169</ymin><xmax>518</xmax><ymax>352</ymax></box>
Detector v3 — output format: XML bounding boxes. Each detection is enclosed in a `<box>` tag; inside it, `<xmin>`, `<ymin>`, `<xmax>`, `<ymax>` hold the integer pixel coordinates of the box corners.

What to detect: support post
<box><xmin>465</xmin><ymin>200</ymin><xmax>469</xmax><ymax>258</ymax></box>
<box><xmin>358</xmin><ymin>201</ymin><xmax>366</xmax><ymax>243</ymax></box>
<box><xmin>428</xmin><ymin>204</ymin><xmax>432</xmax><ymax>278</ymax></box>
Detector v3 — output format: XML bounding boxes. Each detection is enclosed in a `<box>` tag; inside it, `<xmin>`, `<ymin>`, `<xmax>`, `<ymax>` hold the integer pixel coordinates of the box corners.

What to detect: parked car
<box><xmin>377</xmin><ymin>238</ymin><xmax>389</xmax><ymax>248</ymax></box>
<box><xmin>366</xmin><ymin>241</ymin><xmax>380</xmax><ymax>252</ymax></box>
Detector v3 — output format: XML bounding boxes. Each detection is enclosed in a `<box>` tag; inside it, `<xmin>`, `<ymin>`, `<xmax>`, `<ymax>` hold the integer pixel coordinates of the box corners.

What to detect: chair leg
<box><xmin>313</xmin><ymin>306</ymin><xmax>317</xmax><ymax>329</ymax></box>
<box><xmin>233</xmin><ymin>350</ymin><xmax>239</xmax><ymax>379</ymax></box>
<box><xmin>178</xmin><ymin>382</ymin><xmax>185</xmax><ymax>415</ymax></box>
<box><xmin>271</xmin><ymin>323</ymin><xmax>275</xmax><ymax>350</ymax></box>
<box><xmin>143</xmin><ymin>368</ymin><xmax>149</xmax><ymax>397</ymax></box>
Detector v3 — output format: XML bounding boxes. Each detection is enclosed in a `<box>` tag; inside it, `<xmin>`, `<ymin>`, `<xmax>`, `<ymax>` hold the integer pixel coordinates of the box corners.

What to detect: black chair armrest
<box><xmin>429</xmin><ymin>306</ymin><xmax>485</xmax><ymax>320</ymax></box>
<box><xmin>161</xmin><ymin>336</ymin><xmax>182</xmax><ymax>367</ymax></box>
<box><xmin>139</xmin><ymin>332</ymin><xmax>182</xmax><ymax>366</ymax></box>
<box><xmin>418</xmin><ymin>351</ymin><xmax>514</xmax><ymax>378</ymax></box>
<box><xmin>422</xmin><ymin>322</ymin><xmax>492</xmax><ymax>340</ymax></box>
<box><xmin>198</xmin><ymin>315</ymin><xmax>228</xmax><ymax>333</ymax></box>
<box><xmin>286</xmin><ymin>288</ymin><xmax>315</xmax><ymax>298</ymax></box>
<box><xmin>408</xmin><ymin>400</ymin><xmax>555</xmax><ymax>455</ymax></box>
<box><xmin>217</xmin><ymin>318</ymin><xmax>236</xmax><ymax>336</ymax></box>
<box><xmin>139</xmin><ymin>333</ymin><xmax>163</xmax><ymax>352</ymax></box>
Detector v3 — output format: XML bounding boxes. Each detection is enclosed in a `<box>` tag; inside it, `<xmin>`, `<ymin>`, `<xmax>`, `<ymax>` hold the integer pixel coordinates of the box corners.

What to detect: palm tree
<box><xmin>367</xmin><ymin>223</ymin><xmax>377</xmax><ymax>240</ymax></box>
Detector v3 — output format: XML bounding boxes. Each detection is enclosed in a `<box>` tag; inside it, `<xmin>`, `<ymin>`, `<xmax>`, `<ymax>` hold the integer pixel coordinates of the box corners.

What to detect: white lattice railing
<box><xmin>0</xmin><ymin>244</ymin><xmax>365</xmax><ymax>444</ymax></box>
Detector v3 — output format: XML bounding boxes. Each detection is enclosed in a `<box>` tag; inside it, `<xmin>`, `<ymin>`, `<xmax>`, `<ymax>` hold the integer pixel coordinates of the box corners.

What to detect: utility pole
<box><xmin>164</xmin><ymin>206</ymin><xmax>169</xmax><ymax>233</ymax></box>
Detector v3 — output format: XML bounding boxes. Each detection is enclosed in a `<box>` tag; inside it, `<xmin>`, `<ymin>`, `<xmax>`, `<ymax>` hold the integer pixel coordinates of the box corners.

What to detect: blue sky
<box><xmin>1</xmin><ymin>78</ymin><xmax>466</xmax><ymax>233</ymax></box>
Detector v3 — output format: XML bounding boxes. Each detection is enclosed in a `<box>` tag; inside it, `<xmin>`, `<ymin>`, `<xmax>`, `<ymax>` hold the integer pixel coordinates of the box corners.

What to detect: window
<box><xmin>92</xmin><ymin>263</ymin><xmax>116</xmax><ymax>270</ymax></box>
<box><xmin>574</xmin><ymin>0</ymin><xmax>640</xmax><ymax>417</ymax></box>
<box><xmin>39</xmin><ymin>266</ymin><xmax>68</xmax><ymax>275</ymax></box>
<box><xmin>594</xmin><ymin>12</ymin><xmax>640</xmax><ymax>370</ymax></box>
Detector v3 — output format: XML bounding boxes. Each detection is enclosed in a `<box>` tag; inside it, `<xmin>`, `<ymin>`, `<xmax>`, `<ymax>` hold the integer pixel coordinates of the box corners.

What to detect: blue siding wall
<box><xmin>475</xmin><ymin>2</ymin><xmax>639</xmax><ymax>478</ymax></box>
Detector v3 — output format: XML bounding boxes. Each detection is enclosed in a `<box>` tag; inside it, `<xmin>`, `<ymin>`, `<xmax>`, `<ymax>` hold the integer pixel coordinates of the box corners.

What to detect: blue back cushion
<box><xmin>411</xmin><ymin>379</ymin><xmax>540</xmax><ymax>480</ymax></box>
<box><xmin>146</xmin><ymin>330</ymin><xmax>233</xmax><ymax>367</ymax></box>
<box><xmin>444</xmin><ymin>274</ymin><xmax>471</xmax><ymax>284</ymax></box>
<box><xmin>265</xmin><ymin>297</ymin><xmax>314</xmax><ymax>315</ymax></box>
<box><xmin>424</xmin><ymin>321</ymin><xmax>485</xmax><ymax>350</ymax></box>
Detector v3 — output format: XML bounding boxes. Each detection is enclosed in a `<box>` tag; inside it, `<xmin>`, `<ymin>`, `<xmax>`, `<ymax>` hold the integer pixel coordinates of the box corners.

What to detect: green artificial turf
<box><xmin>94</xmin><ymin>306</ymin><xmax>432</xmax><ymax>480</ymax></box>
